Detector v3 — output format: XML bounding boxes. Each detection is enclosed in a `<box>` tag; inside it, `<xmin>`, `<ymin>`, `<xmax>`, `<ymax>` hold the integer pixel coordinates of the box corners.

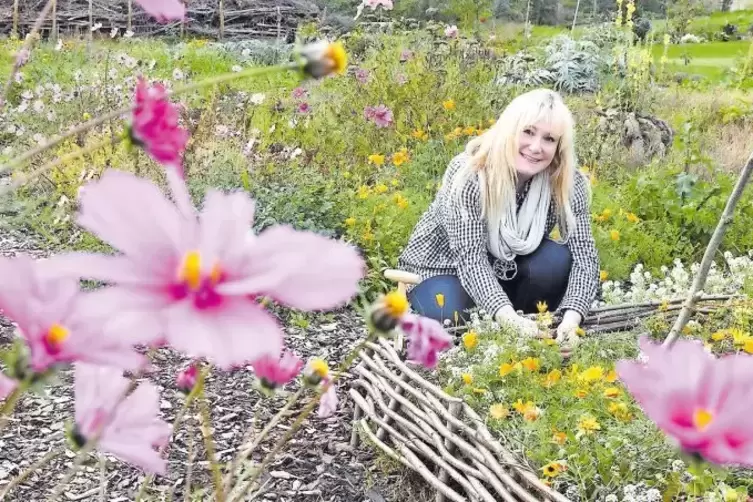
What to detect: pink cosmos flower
<box><xmin>134</xmin><ymin>0</ymin><xmax>185</xmax><ymax>22</ymax></box>
<box><xmin>399</xmin><ymin>314</ymin><xmax>453</xmax><ymax>369</ymax></box>
<box><xmin>130</xmin><ymin>78</ymin><xmax>189</xmax><ymax>175</ymax></box>
<box><xmin>74</xmin><ymin>363</ymin><xmax>171</xmax><ymax>474</ymax></box>
<box><xmin>297</xmin><ymin>102</ymin><xmax>311</xmax><ymax>114</ymax></box>
<box><xmin>0</xmin><ymin>374</ymin><xmax>17</xmax><ymax>400</ymax></box>
<box><xmin>251</xmin><ymin>350</ymin><xmax>303</xmax><ymax>390</ymax></box>
<box><xmin>47</xmin><ymin>170</ymin><xmax>365</xmax><ymax>369</ymax></box>
<box><xmin>317</xmin><ymin>379</ymin><xmax>338</xmax><ymax>418</ymax></box>
<box><xmin>176</xmin><ymin>364</ymin><xmax>198</xmax><ymax>393</ymax></box>
<box><xmin>291</xmin><ymin>87</ymin><xmax>308</xmax><ymax>99</ymax></box>
<box><xmin>364</xmin><ymin>105</ymin><xmax>393</xmax><ymax>128</ymax></box>
<box><xmin>354</xmin><ymin>68</ymin><xmax>370</xmax><ymax>85</ymax></box>
<box><xmin>617</xmin><ymin>336</ymin><xmax>753</xmax><ymax>467</ymax></box>
<box><xmin>0</xmin><ymin>255</ymin><xmax>147</xmax><ymax>373</ymax></box>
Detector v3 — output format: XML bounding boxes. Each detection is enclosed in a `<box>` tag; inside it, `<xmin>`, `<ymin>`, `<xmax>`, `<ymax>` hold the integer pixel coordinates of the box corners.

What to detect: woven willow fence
<box><xmin>349</xmin><ymin>295</ymin><xmax>735</xmax><ymax>502</ymax></box>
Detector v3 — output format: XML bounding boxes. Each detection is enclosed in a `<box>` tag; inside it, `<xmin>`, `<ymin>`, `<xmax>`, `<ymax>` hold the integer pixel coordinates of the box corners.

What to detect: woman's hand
<box><xmin>495</xmin><ymin>305</ymin><xmax>540</xmax><ymax>338</ymax></box>
<box><xmin>555</xmin><ymin>310</ymin><xmax>583</xmax><ymax>351</ymax></box>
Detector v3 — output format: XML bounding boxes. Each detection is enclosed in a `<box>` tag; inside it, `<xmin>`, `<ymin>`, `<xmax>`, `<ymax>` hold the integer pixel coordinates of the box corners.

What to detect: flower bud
<box><xmin>176</xmin><ymin>364</ymin><xmax>198</xmax><ymax>394</ymax></box>
<box><xmin>298</xmin><ymin>40</ymin><xmax>348</xmax><ymax>79</ymax></box>
<box><xmin>369</xmin><ymin>290</ymin><xmax>409</xmax><ymax>333</ymax></box>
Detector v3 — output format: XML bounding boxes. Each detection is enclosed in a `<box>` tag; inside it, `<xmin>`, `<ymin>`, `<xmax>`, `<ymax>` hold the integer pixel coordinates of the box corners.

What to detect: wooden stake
<box><xmin>663</xmin><ymin>150</ymin><xmax>753</xmax><ymax>348</ymax></box>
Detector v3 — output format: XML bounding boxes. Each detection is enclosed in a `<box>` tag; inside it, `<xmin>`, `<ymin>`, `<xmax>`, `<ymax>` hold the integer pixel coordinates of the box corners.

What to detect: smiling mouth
<box><xmin>521</xmin><ymin>153</ymin><xmax>542</xmax><ymax>163</ymax></box>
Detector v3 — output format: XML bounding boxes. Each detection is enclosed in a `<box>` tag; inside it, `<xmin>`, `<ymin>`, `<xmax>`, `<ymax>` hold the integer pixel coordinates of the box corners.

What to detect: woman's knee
<box><xmin>519</xmin><ymin>239</ymin><xmax>572</xmax><ymax>284</ymax></box>
<box><xmin>407</xmin><ymin>274</ymin><xmax>476</xmax><ymax>325</ymax></box>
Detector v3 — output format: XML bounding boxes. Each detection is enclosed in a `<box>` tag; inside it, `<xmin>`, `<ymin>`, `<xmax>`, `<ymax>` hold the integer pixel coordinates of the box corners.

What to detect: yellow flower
<box><xmin>361</xmin><ymin>230</ymin><xmax>374</xmax><ymax>242</ymax></box>
<box><xmin>523</xmin><ymin>407</ymin><xmax>540</xmax><ymax>421</ymax></box>
<box><xmin>368</xmin><ymin>153</ymin><xmax>385</xmax><ymax>166</ymax></box>
<box><xmin>600</xmin><ymin>270</ymin><xmax>609</xmax><ymax>281</ymax></box>
<box><xmin>601</xmin><ymin>208</ymin><xmax>613</xmax><ymax>219</ymax></box>
<box><xmin>461</xmin><ymin>373</ymin><xmax>473</xmax><ymax>385</ymax></box>
<box><xmin>462</xmin><ymin>331</ymin><xmax>478</xmax><ymax>350</ymax></box>
<box><xmin>489</xmin><ymin>403</ymin><xmax>509</xmax><ymax>420</ymax></box>
<box><xmin>604</xmin><ymin>387</ymin><xmax>621</xmax><ymax>398</ymax></box>
<box><xmin>543</xmin><ymin>369</ymin><xmax>561</xmax><ymax>387</ymax></box>
<box><xmin>610</xmin><ymin>230</ymin><xmax>620</xmax><ymax>241</ymax></box>
<box><xmin>551</xmin><ymin>431</ymin><xmax>567</xmax><ymax>445</ymax></box>
<box><xmin>435</xmin><ymin>293</ymin><xmax>445</xmax><ymax>308</ymax></box>
<box><xmin>626</xmin><ymin>212</ymin><xmax>640</xmax><ymax>223</ymax></box>
<box><xmin>574</xmin><ymin>388</ymin><xmax>589</xmax><ymax>398</ymax></box>
<box><xmin>542</xmin><ymin>461</ymin><xmax>566</xmax><ymax>478</ymax></box>
<box><xmin>575</xmin><ymin>327</ymin><xmax>585</xmax><ymax>337</ymax></box>
<box><xmin>304</xmin><ymin>358</ymin><xmax>330</xmax><ymax>385</ymax></box>
<box><xmin>580</xmin><ymin>366</ymin><xmax>604</xmax><ymax>383</ymax></box>
<box><xmin>463</xmin><ymin>126</ymin><xmax>476</xmax><ymax>136</ymax></box>
<box><xmin>513</xmin><ymin>399</ymin><xmax>534</xmax><ymax>414</ymax></box>
<box><xmin>499</xmin><ymin>362</ymin><xmax>515</xmax><ymax>377</ymax></box>
<box><xmin>577</xmin><ymin>416</ymin><xmax>601</xmax><ymax>435</ymax></box>
<box><xmin>82</xmin><ymin>112</ymin><xmax>91</xmax><ymax>120</ymax></box>
<box><xmin>472</xmin><ymin>388</ymin><xmax>486</xmax><ymax>394</ymax></box>
<box><xmin>744</xmin><ymin>339</ymin><xmax>753</xmax><ymax>354</ymax></box>
<box><xmin>711</xmin><ymin>330</ymin><xmax>728</xmax><ymax>342</ymax></box>
<box><xmin>521</xmin><ymin>357</ymin><xmax>540</xmax><ymax>372</ymax></box>
<box><xmin>536</xmin><ymin>301</ymin><xmax>548</xmax><ymax>313</ymax></box>
<box><xmin>442</xmin><ymin>99</ymin><xmax>455</xmax><ymax>111</ymax></box>
<box><xmin>411</xmin><ymin>129</ymin><xmax>428</xmax><ymax>140</ymax></box>
<box><xmin>394</xmin><ymin>194</ymin><xmax>409</xmax><ymax>209</ymax></box>
<box><xmin>356</xmin><ymin>185</ymin><xmax>370</xmax><ymax>199</ymax></box>
<box><xmin>392</xmin><ymin>149</ymin><xmax>410</xmax><ymax>166</ymax></box>
<box><xmin>608</xmin><ymin>402</ymin><xmax>632</xmax><ymax>421</ymax></box>
<box><xmin>375</xmin><ymin>183</ymin><xmax>388</xmax><ymax>194</ymax></box>
<box><xmin>605</xmin><ymin>370</ymin><xmax>618</xmax><ymax>383</ymax></box>
<box><xmin>345</xmin><ymin>217</ymin><xmax>356</xmax><ymax>226</ymax></box>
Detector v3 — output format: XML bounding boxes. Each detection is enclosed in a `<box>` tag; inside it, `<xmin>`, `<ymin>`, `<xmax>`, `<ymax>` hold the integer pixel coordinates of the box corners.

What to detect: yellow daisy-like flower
<box><xmin>711</xmin><ymin>330</ymin><xmax>728</xmax><ymax>342</ymax></box>
<box><xmin>375</xmin><ymin>183</ymin><xmax>388</xmax><ymax>194</ymax></box>
<box><xmin>392</xmin><ymin>149</ymin><xmax>410</xmax><ymax>167</ymax></box>
<box><xmin>577</xmin><ymin>416</ymin><xmax>601</xmax><ymax>434</ymax></box>
<box><xmin>608</xmin><ymin>402</ymin><xmax>632</xmax><ymax>421</ymax></box>
<box><xmin>356</xmin><ymin>185</ymin><xmax>370</xmax><ymax>199</ymax></box>
<box><xmin>605</xmin><ymin>369</ymin><xmax>618</xmax><ymax>382</ymax></box>
<box><xmin>626</xmin><ymin>212</ymin><xmax>640</xmax><ymax>223</ymax></box>
<box><xmin>536</xmin><ymin>301</ymin><xmax>548</xmax><ymax>313</ymax></box>
<box><xmin>600</xmin><ymin>270</ymin><xmax>609</xmax><ymax>281</ymax></box>
<box><xmin>499</xmin><ymin>362</ymin><xmax>515</xmax><ymax>377</ymax></box>
<box><xmin>610</xmin><ymin>230</ymin><xmax>620</xmax><ymax>241</ymax></box>
<box><xmin>604</xmin><ymin>387</ymin><xmax>621</xmax><ymax>398</ymax></box>
<box><xmin>345</xmin><ymin>217</ymin><xmax>356</xmax><ymax>226</ymax></box>
<box><xmin>543</xmin><ymin>369</ymin><xmax>561</xmax><ymax>388</ymax></box>
<box><xmin>542</xmin><ymin>461</ymin><xmax>566</xmax><ymax>478</ymax></box>
<box><xmin>461</xmin><ymin>373</ymin><xmax>473</xmax><ymax>385</ymax></box>
<box><xmin>580</xmin><ymin>366</ymin><xmax>604</xmax><ymax>383</ymax></box>
<box><xmin>521</xmin><ymin>357</ymin><xmax>540</xmax><ymax>372</ymax></box>
<box><xmin>411</xmin><ymin>129</ymin><xmax>428</xmax><ymax>140</ymax></box>
<box><xmin>489</xmin><ymin>403</ymin><xmax>509</xmax><ymax>419</ymax></box>
<box><xmin>462</xmin><ymin>331</ymin><xmax>478</xmax><ymax>350</ymax></box>
<box><xmin>304</xmin><ymin>358</ymin><xmax>330</xmax><ymax>385</ymax></box>
<box><xmin>368</xmin><ymin>153</ymin><xmax>385</xmax><ymax>166</ymax></box>
<box><xmin>442</xmin><ymin>99</ymin><xmax>455</xmax><ymax>111</ymax></box>
<box><xmin>551</xmin><ymin>431</ymin><xmax>567</xmax><ymax>445</ymax></box>
<box><xmin>383</xmin><ymin>291</ymin><xmax>408</xmax><ymax>318</ymax></box>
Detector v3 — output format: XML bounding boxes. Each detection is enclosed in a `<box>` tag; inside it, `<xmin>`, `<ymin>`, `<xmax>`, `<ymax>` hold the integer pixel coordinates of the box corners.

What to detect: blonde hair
<box><xmin>450</xmin><ymin>88</ymin><xmax>579</xmax><ymax>245</ymax></box>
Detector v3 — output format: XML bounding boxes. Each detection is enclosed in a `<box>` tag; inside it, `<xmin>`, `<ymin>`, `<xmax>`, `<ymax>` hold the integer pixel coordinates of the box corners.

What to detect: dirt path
<box><xmin>0</xmin><ymin>229</ymin><xmax>420</xmax><ymax>501</ymax></box>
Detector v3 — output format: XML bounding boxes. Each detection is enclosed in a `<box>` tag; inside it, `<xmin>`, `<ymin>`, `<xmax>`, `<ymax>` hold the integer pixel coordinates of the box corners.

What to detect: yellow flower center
<box><xmin>384</xmin><ymin>291</ymin><xmax>408</xmax><ymax>318</ymax></box>
<box><xmin>693</xmin><ymin>408</ymin><xmax>713</xmax><ymax>430</ymax></box>
<box><xmin>326</xmin><ymin>41</ymin><xmax>347</xmax><ymax>74</ymax></box>
<box><xmin>310</xmin><ymin>358</ymin><xmax>329</xmax><ymax>379</ymax></box>
<box><xmin>45</xmin><ymin>323</ymin><xmax>69</xmax><ymax>352</ymax></box>
<box><xmin>178</xmin><ymin>251</ymin><xmax>222</xmax><ymax>290</ymax></box>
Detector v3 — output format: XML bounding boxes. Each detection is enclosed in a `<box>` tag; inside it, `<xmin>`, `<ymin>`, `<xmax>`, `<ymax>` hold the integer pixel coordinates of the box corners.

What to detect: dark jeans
<box><xmin>407</xmin><ymin>238</ymin><xmax>572</xmax><ymax>326</ymax></box>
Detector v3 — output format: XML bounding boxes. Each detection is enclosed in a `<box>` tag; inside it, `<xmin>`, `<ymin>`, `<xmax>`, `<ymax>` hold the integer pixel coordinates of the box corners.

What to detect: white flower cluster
<box><xmin>618</xmin><ymin>483</ymin><xmax>662</xmax><ymax>502</ymax></box>
<box><xmin>596</xmin><ymin>251</ymin><xmax>753</xmax><ymax>306</ymax></box>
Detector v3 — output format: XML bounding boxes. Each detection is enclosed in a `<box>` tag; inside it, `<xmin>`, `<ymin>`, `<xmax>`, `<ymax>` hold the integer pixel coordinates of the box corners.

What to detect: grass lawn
<box><xmin>651</xmin><ymin>39</ymin><xmax>752</xmax><ymax>79</ymax></box>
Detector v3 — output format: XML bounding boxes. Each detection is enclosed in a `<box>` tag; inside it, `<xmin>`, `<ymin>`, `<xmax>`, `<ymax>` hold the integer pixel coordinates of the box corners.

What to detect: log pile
<box><xmin>0</xmin><ymin>0</ymin><xmax>320</xmax><ymax>40</ymax></box>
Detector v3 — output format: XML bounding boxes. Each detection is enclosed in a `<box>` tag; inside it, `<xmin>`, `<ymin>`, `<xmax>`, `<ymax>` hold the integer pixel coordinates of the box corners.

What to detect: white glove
<box><xmin>555</xmin><ymin>310</ymin><xmax>583</xmax><ymax>349</ymax></box>
<box><xmin>495</xmin><ymin>305</ymin><xmax>540</xmax><ymax>338</ymax></box>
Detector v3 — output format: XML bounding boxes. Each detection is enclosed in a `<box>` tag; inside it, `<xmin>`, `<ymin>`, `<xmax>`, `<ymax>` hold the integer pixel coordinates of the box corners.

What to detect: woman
<box><xmin>397</xmin><ymin>88</ymin><xmax>600</xmax><ymax>349</ymax></box>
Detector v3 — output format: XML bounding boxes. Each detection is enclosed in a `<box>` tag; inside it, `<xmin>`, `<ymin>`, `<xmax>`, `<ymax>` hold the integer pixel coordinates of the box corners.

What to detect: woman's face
<box><xmin>514</xmin><ymin>121</ymin><xmax>560</xmax><ymax>181</ymax></box>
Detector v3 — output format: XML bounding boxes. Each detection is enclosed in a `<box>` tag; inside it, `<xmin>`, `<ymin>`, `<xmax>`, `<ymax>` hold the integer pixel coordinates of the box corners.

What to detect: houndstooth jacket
<box><xmin>397</xmin><ymin>152</ymin><xmax>600</xmax><ymax>319</ymax></box>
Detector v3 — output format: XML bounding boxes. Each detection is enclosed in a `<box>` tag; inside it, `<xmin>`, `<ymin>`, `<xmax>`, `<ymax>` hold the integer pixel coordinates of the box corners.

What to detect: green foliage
<box><xmin>438</xmin><ymin>301</ymin><xmax>753</xmax><ymax>500</ymax></box>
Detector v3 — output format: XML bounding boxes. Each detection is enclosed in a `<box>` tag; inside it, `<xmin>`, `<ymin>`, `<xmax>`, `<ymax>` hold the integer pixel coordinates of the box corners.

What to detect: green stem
<box><xmin>222</xmin><ymin>387</ymin><xmax>305</xmax><ymax>493</ymax></box>
<box><xmin>0</xmin><ymin>376</ymin><xmax>31</xmax><ymax>437</ymax></box>
<box><xmin>196</xmin><ymin>373</ymin><xmax>225</xmax><ymax>502</ymax></box>
<box><xmin>134</xmin><ymin>373</ymin><xmax>202</xmax><ymax>502</ymax></box>
<box><xmin>0</xmin><ymin>447</ymin><xmax>61</xmax><ymax>499</ymax></box>
<box><xmin>0</xmin><ymin>62</ymin><xmax>301</xmax><ymax>176</ymax></box>
<box><xmin>229</xmin><ymin>331</ymin><xmax>378</xmax><ymax>501</ymax></box>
